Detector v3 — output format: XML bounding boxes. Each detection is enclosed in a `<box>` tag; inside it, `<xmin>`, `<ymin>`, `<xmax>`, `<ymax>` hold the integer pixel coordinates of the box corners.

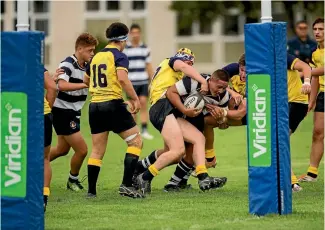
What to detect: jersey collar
<box><xmin>105</xmin><ymin>44</ymin><xmax>121</xmax><ymax>51</ymax></box>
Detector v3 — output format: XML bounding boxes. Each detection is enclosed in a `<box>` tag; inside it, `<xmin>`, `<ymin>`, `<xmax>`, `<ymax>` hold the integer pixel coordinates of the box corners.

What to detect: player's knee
<box><xmin>126</xmin><ymin>133</ymin><xmax>143</xmax><ymax>156</ymax></box>
<box><xmin>192</xmin><ymin>133</ymin><xmax>205</xmax><ymax>146</ymax></box>
<box><xmin>77</xmin><ymin>146</ymin><xmax>88</xmax><ymax>158</ymax></box>
<box><xmin>312</xmin><ymin>127</ymin><xmax>324</xmax><ymax>141</ymax></box>
<box><xmin>170</xmin><ymin>143</ymin><xmax>185</xmax><ymax>160</ymax></box>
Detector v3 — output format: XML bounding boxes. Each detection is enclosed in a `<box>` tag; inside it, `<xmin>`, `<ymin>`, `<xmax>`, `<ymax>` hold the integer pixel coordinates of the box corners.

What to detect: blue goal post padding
<box><xmin>1</xmin><ymin>32</ymin><xmax>45</xmax><ymax>229</ymax></box>
<box><xmin>245</xmin><ymin>22</ymin><xmax>292</xmax><ymax>216</ymax></box>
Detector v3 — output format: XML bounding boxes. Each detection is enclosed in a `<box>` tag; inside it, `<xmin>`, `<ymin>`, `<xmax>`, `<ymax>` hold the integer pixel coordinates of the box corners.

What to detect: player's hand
<box><xmin>218</xmin><ymin>122</ymin><xmax>229</xmax><ymax>130</ymax></box>
<box><xmin>129</xmin><ymin>98</ymin><xmax>141</xmax><ymax>114</ymax></box>
<box><xmin>184</xmin><ymin>108</ymin><xmax>202</xmax><ymax>117</ymax></box>
<box><xmin>200</xmin><ymin>81</ymin><xmax>209</xmax><ymax>95</ymax></box>
<box><xmin>53</xmin><ymin>68</ymin><xmax>65</xmax><ymax>82</ymax></box>
<box><xmin>205</xmin><ymin>104</ymin><xmax>224</xmax><ymax>120</ymax></box>
<box><xmin>230</xmin><ymin>91</ymin><xmax>243</xmax><ymax>106</ymax></box>
<box><xmin>301</xmin><ymin>82</ymin><xmax>311</xmax><ymax>95</ymax></box>
<box><xmin>308</xmin><ymin>100</ymin><xmax>316</xmax><ymax>113</ymax></box>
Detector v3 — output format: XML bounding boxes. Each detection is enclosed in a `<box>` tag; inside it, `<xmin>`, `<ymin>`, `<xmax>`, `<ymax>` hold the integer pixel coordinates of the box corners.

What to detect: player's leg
<box><xmin>43</xmin><ymin>113</ymin><xmax>53</xmax><ymax>212</ymax></box>
<box><xmin>64</xmin><ymin>131</ymin><xmax>88</xmax><ymax>191</ymax></box>
<box><xmin>300</xmin><ymin>93</ymin><xmax>324</xmax><ymax>182</ymax></box>
<box><xmin>87</xmin><ymin>132</ymin><xmax>108</xmax><ymax>197</ymax></box>
<box><xmin>134</xmin><ymin>147</ymin><xmax>167</xmax><ymax>176</ymax></box>
<box><xmin>137</xmin><ymin>113</ymin><xmax>185</xmax><ymax>195</ymax></box>
<box><xmin>139</xmin><ymin>84</ymin><xmax>154</xmax><ymax>140</ymax></box>
<box><xmin>87</xmin><ymin>102</ymin><xmax>110</xmax><ymax>197</ymax></box>
<box><xmin>49</xmin><ymin>135</ymin><xmax>71</xmax><ymax>161</ymax></box>
<box><xmin>164</xmin><ymin>143</ymin><xmax>195</xmax><ymax>192</ymax></box>
<box><xmin>112</xmin><ymin>100</ymin><xmax>144</xmax><ymax>198</ymax></box>
<box><xmin>288</xmin><ymin>102</ymin><xmax>308</xmax><ymax>191</ymax></box>
<box><xmin>203</xmin><ymin>121</ymin><xmax>217</xmax><ymax>168</ymax></box>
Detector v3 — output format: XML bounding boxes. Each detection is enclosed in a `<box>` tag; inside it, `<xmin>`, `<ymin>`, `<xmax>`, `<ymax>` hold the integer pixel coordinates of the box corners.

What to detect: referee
<box><xmin>123</xmin><ymin>24</ymin><xmax>154</xmax><ymax>140</ymax></box>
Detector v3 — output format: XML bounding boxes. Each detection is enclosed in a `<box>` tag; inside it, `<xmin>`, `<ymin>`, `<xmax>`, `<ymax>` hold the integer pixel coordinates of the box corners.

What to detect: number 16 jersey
<box><xmin>86</xmin><ymin>44</ymin><xmax>129</xmax><ymax>103</ymax></box>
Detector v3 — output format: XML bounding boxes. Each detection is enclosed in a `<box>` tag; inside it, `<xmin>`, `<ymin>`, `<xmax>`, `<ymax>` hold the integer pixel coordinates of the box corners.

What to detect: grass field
<box><xmin>46</xmin><ymin>101</ymin><xmax>324</xmax><ymax>230</ymax></box>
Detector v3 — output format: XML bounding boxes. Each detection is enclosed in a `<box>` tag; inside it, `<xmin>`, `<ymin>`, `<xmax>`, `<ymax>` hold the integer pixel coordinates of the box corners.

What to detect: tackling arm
<box><xmin>166</xmin><ymin>85</ymin><xmax>187</xmax><ymax>114</ymax></box>
<box><xmin>172</xmin><ymin>60</ymin><xmax>207</xmax><ymax>87</ymax></box>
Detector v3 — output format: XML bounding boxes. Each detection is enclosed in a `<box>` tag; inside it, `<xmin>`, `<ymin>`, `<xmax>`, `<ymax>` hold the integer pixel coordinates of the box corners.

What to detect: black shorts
<box><xmin>289</xmin><ymin>102</ymin><xmax>308</xmax><ymax>133</ymax></box>
<box><xmin>185</xmin><ymin>114</ymin><xmax>205</xmax><ymax>133</ymax></box>
<box><xmin>128</xmin><ymin>84</ymin><xmax>148</xmax><ymax>97</ymax></box>
<box><xmin>52</xmin><ymin>107</ymin><xmax>81</xmax><ymax>136</ymax></box>
<box><xmin>44</xmin><ymin>113</ymin><xmax>53</xmax><ymax>147</ymax></box>
<box><xmin>315</xmin><ymin>92</ymin><xmax>324</xmax><ymax>113</ymax></box>
<box><xmin>149</xmin><ymin>98</ymin><xmax>178</xmax><ymax>132</ymax></box>
<box><xmin>241</xmin><ymin>115</ymin><xmax>247</xmax><ymax>125</ymax></box>
<box><xmin>89</xmin><ymin>99</ymin><xmax>136</xmax><ymax>134</ymax></box>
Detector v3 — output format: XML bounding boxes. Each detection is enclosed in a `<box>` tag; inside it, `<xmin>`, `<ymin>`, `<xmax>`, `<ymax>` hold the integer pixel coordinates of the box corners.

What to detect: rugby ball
<box><xmin>184</xmin><ymin>92</ymin><xmax>205</xmax><ymax>110</ymax></box>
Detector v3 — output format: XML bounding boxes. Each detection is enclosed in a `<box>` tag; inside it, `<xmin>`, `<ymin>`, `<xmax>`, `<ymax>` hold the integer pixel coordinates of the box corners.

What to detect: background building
<box><xmin>1</xmin><ymin>0</ymin><xmax>321</xmax><ymax>73</ymax></box>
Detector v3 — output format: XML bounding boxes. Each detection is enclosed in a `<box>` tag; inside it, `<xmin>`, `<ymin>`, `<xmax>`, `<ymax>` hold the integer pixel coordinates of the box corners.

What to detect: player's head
<box><xmin>175</xmin><ymin>48</ymin><xmax>195</xmax><ymax>66</ymax></box>
<box><xmin>209</xmin><ymin>69</ymin><xmax>230</xmax><ymax>96</ymax></box>
<box><xmin>106</xmin><ymin>22</ymin><xmax>129</xmax><ymax>51</ymax></box>
<box><xmin>129</xmin><ymin>23</ymin><xmax>141</xmax><ymax>43</ymax></box>
<box><xmin>75</xmin><ymin>33</ymin><xmax>98</xmax><ymax>63</ymax></box>
<box><xmin>238</xmin><ymin>53</ymin><xmax>246</xmax><ymax>81</ymax></box>
<box><xmin>295</xmin><ymin>20</ymin><xmax>309</xmax><ymax>39</ymax></box>
<box><xmin>312</xmin><ymin>18</ymin><xmax>324</xmax><ymax>44</ymax></box>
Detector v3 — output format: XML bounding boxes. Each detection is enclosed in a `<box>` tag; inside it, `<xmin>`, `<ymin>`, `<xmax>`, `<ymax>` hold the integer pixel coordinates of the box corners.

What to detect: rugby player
<box><xmin>85</xmin><ymin>22</ymin><xmax>143</xmax><ymax>198</ymax></box>
<box><xmin>163</xmin><ymin>70</ymin><xmax>231</xmax><ymax>191</ymax></box>
<box><xmin>206</xmin><ymin>53</ymin><xmax>312</xmax><ymax>191</ymax></box>
<box><xmin>299</xmin><ymin>18</ymin><xmax>324</xmax><ymax>182</ymax></box>
<box><xmin>123</xmin><ymin>24</ymin><xmax>155</xmax><ymax>140</ymax></box>
<box><xmin>134</xmin><ymin>48</ymin><xmax>227</xmax><ymax>195</ymax></box>
<box><xmin>43</xmin><ymin>68</ymin><xmax>64</xmax><ymax>211</ymax></box>
<box><xmin>49</xmin><ymin>33</ymin><xmax>98</xmax><ymax>191</ymax></box>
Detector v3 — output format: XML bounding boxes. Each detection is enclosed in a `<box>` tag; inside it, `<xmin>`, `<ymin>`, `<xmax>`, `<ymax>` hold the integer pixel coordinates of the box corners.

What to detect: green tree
<box><xmin>170</xmin><ymin>1</ymin><xmax>324</xmax><ymax>34</ymax></box>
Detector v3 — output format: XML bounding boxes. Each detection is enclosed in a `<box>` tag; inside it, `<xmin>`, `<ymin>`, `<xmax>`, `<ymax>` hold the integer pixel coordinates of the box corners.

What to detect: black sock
<box><xmin>141</xmin><ymin>123</ymin><xmax>148</xmax><ymax>133</ymax></box>
<box><xmin>43</xmin><ymin>195</ymin><xmax>48</xmax><ymax>205</ymax></box>
<box><xmin>142</xmin><ymin>169</ymin><xmax>155</xmax><ymax>181</ymax></box>
<box><xmin>180</xmin><ymin>166</ymin><xmax>195</xmax><ymax>185</ymax></box>
<box><xmin>167</xmin><ymin>159</ymin><xmax>193</xmax><ymax>186</ymax></box>
<box><xmin>197</xmin><ymin>173</ymin><xmax>208</xmax><ymax>181</ymax></box>
<box><xmin>87</xmin><ymin>165</ymin><xmax>100</xmax><ymax>195</ymax></box>
<box><xmin>307</xmin><ymin>172</ymin><xmax>318</xmax><ymax>178</ymax></box>
<box><xmin>136</xmin><ymin>150</ymin><xmax>157</xmax><ymax>174</ymax></box>
<box><xmin>122</xmin><ymin>153</ymin><xmax>139</xmax><ymax>187</ymax></box>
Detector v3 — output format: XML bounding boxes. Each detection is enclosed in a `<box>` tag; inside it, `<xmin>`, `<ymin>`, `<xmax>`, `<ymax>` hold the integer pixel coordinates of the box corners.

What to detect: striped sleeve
<box><xmin>175</xmin><ymin>76</ymin><xmax>198</xmax><ymax>96</ymax></box>
<box><xmin>58</xmin><ymin>62</ymin><xmax>74</xmax><ymax>82</ymax></box>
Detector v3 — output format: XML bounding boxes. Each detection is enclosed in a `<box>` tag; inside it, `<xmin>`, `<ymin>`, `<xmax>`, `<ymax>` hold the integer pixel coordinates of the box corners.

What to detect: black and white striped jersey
<box><xmin>175</xmin><ymin>74</ymin><xmax>231</xmax><ymax>109</ymax></box>
<box><xmin>53</xmin><ymin>55</ymin><xmax>88</xmax><ymax>112</ymax></box>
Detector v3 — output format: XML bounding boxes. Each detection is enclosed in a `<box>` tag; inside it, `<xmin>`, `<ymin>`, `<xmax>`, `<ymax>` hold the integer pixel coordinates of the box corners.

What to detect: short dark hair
<box><xmin>75</xmin><ymin>33</ymin><xmax>98</xmax><ymax>50</ymax></box>
<box><xmin>211</xmin><ymin>69</ymin><xmax>230</xmax><ymax>82</ymax></box>
<box><xmin>130</xmin><ymin>23</ymin><xmax>141</xmax><ymax>31</ymax></box>
<box><xmin>295</xmin><ymin>20</ymin><xmax>308</xmax><ymax>27</ymax></box>
<box><xmin>106</xmin><ymin>22</ymin><xmax>129</xmax><ymax>41</ymax></box>
<box><xmin>238</xmin><ymin>53</ymin><xmax>245</xmax><ymax>67</ymax></box>
<box><xmin>313</xmin><ymin>18</ymin><xmax>325</xmax><ymax>28</ymax></box>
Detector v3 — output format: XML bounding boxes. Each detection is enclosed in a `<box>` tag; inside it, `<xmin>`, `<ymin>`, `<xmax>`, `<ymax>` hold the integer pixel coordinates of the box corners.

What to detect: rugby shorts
<box><xmin>128</xmin><ymin>83</ymin><xmax>149</xmax><ymax>98</ymax></box>
<box><xmin>44</xmin><ymin>113</ymin><xmax>53</xmax><ymax>147</ymax></box>
<box><xmin>52</xmin><ymin>107</ymin><xmax>81</xmax><ymax>136</ymax></box>
<box><xmin>289</xmin><ymin>102</ymin><xmax>308</xmax><ymax>133</ymax></box>
<box><xmin>89</xmin><ymin>99</ymin><xmax>136</xmax><ymax>134</ymax></box>
<box><xmin>315</xmin><ymin>92</ymin><xmax>324</xmax><ymax>113</ymax></box>
<box><xmin>149</xmin><ymin>98</ymin><xmax>204</xmax><ymax>133</ymax></box>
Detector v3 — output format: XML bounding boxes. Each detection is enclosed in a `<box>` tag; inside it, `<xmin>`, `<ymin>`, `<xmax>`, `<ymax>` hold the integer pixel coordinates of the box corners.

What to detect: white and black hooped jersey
<box><xmin>53</xmin><ymin>55</ymin><xmax>88</xmax><ymax>112</ymax></box>
<box><xmin>175</xmin><ymin>74</ymin><xmax>231</xmax><ymax>114</ymax></box>
<box><xmin>123</xmin><ymin>42</ymin><xmax>151</xmax><ymax>85</ymax></box>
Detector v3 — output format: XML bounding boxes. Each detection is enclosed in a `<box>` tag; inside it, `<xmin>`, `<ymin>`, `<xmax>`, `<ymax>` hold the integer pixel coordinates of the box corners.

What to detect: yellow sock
<box><xmin>148</xmin><ymin>165</ymin><xmax>159</xmax><ymax>177</ymax></box>
<box><xmin>195</xmin><ymin>165</ymin><xmax>208</xmax><ymax>175</ymax></box>
<box><xmin>291</xmin><ymin>175</ymin><xmax>298</xmax><ymax>185</ymax></box>
<box><xmin>307</xmin><ymin>166</ymin><xmax>318</xmax><ymax>176</ymax></box>
<box><xmin>43</xmin><ymin>187</ymin><xmax>50</xmax><ymax>196</ymax></box>
<box><xmin>88</xmin><ymin>158</ymin><xmax>102</xmax><ymax>167</ymax></box>
<box><xmin>127</xmin><ymin>146</ymin><xmax>142</xmax><ymax>157</ymax></box>
<box><xmin>205</xmin><ymin>149</ymin><xmax>216</xmax><ymax>159</ymax></box>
